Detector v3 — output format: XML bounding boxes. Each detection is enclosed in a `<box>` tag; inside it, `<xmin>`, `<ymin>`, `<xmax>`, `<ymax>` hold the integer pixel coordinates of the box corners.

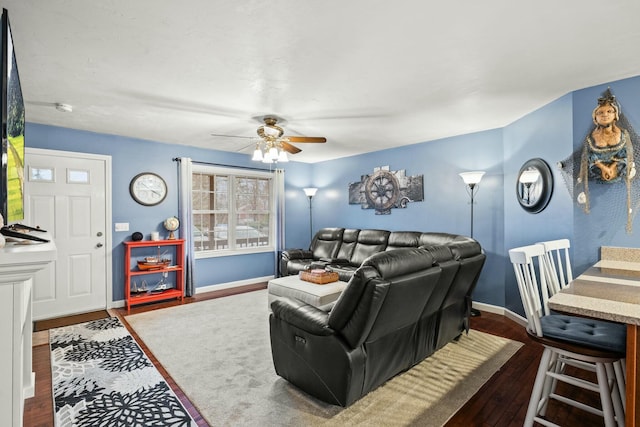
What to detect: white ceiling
<box><xmin>5</xmin><ymin>1</ymin><xmax>640</xmax><ymax>163</ymax></box>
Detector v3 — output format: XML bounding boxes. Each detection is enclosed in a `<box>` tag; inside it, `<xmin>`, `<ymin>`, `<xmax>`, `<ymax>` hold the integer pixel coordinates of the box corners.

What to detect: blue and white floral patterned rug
<box><xmin>50</xmin><ymin>316</ymin><xmax>195</xmax><ymax>427</ymax></box>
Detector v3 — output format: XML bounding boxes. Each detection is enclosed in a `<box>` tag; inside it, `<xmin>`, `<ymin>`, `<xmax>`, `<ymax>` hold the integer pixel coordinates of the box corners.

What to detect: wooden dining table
<box><xmin>548</xmin><ymin>247</ymin><xmax>640</xmax><ymax>427</ymax></box>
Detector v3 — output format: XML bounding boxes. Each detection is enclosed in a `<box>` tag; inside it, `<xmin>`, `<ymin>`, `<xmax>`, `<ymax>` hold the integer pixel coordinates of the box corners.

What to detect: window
<box><xmin>192</xmin><ymin>165</ymin><xmax>274</xmax><ymax>257</ymax></box>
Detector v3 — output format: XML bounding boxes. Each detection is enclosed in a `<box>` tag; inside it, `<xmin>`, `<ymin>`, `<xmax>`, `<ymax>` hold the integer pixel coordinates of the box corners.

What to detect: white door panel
<box><xmin>25</xmin><ymin>148</ymin><xmax>112</xmax><ymax>320</ymax></box>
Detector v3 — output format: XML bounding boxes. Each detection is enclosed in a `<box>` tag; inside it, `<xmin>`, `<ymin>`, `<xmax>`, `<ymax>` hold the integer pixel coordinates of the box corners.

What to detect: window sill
<box><xmin>195</xmin><ymin>246</ymin><xmax>275</xmax><ymax>259</ymax></box>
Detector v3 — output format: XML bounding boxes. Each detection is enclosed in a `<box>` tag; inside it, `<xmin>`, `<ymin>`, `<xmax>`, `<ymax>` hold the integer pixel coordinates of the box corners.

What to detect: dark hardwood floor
<box><xmin>25</xmin><ymin>285</ymin><xmax>609</xmax><ymax>426</ymax></box>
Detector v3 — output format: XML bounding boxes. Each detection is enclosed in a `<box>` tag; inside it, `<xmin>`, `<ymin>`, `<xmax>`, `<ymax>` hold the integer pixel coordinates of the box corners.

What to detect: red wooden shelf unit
<box><xmin>123</xmin><ymin>239</ymin><xmax>185</xmax><ymax>311</ymax></box>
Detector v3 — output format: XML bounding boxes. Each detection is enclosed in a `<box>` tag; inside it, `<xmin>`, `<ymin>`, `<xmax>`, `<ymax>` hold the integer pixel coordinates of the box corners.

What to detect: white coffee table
<box><xmin>267</xmin><ymin>275</ymin><xmax>348</xmax><ymax>311</ymax></box>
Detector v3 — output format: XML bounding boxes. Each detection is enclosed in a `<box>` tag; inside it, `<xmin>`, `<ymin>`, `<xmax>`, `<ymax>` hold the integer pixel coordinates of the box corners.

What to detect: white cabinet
<box><xmin>0</xmin><ymin>236</ymin><xmax>56</xmax><ymax>426</ymax></box>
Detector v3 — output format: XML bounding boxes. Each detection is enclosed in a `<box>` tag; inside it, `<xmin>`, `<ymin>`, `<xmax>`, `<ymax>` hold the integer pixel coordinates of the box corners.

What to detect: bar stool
<box><xmin>538</xmin><ymin>239</ymin><xmax>572</xmax><ymax>294</ymax></box>
<box><xmin>538</xmin><ymin>238</ymin><xmax>627</xmax><ymax>410</ymax></box>
<box><xmin>509</xmin><ymin>244</ymin><xmax>626</xmax><ymax>427</ymax></box>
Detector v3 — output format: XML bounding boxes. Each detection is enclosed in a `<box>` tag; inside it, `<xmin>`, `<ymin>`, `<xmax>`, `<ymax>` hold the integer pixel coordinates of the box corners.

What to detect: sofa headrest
<box><xmin>315</xmin><ymin>228</ymin><xmax>344</xmax><ymax>241</ymax></box>
<box><xmin>362</xmin><ymin>247</ymin><xmax>435</xmax><ymax>279</ymax></box>
<box><xmin>357</xmin><ymin>229</ymin><xmax>390</xmax><ymax>245</ymax></box>
<box><xmin>448</xmin><ymin>240</ymin><xmax>482</xmax><ymax>260</ymax></box>
<box><xmin>342</xmin><ymin>228</ymin><xmax>360</xmax><ymax>243</ymax></box>
<box><xmin>421</xmin><ymin>245</ymin><xmax>454</xmax><ymax>263</ymax></box>
<box><xmin>387</xmin><ymin>231</ymin><xmax>422</xmax><ymax>248</ymax></box>
<box><xmin>418</xmin><ymin>232</ymin><xmax>459</xmax><ymax>246</ymax></box>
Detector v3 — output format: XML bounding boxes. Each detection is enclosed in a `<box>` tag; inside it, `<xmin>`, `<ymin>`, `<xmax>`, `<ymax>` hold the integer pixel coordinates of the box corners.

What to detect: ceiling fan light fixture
<box><xmin>262</xmin><ymin>147</ymin><xmax>274</xmax><ymax>163</ymax></box>
<box><xmin>251</xmin><ymin>147</ymin><xmax>263</xmax><ymax>161</ymax></box>
<box><xmin>247</xmin><ymin>116</ymin><xmax>327</xmax><ymax>163</ymax></box>
<box><xmin>262</xmin><ymin>126</ymin><xmax>279</xmax><ymax>137</ymax></box>
<box><xmin>277</xmin><ymin>150</ymin><xmax>289</xmax><ymax>162</ymax></box>
<box><xmin>268</xmin><ymin>146</ymin><xmax>279</xmax><ymax>159</ymax></box>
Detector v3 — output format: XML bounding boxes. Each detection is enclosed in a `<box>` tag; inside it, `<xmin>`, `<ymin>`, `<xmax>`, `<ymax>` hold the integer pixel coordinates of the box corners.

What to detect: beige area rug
<box><xmin>125</xmin><ymin>290</ymin><xmax>522</xmax><ymax>426</ymax></box>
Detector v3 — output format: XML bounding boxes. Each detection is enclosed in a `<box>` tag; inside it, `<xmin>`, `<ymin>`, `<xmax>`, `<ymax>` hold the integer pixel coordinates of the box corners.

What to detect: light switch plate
<box><xmin>115</xmin><ymin>222</ymin><xmax>129</xmax><ymax>232</ymax></box>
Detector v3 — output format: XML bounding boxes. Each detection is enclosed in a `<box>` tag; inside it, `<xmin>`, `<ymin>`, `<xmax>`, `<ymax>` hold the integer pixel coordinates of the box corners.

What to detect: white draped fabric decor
<box><xmin>274</xmin><ymin>168</ymin><xmax>285</xmax><ymax>277</ymax></box>
<box><xmin>178</xmin><ymin>157</ymin><xmax>195</xmax><ymax>296</ymax></box>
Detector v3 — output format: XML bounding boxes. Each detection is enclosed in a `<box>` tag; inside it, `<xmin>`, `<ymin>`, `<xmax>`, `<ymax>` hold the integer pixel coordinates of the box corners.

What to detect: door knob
<box><xmin>96</xmin><ymin>243</ymin><xmax>104</xmax><ymax>248</ymax></box>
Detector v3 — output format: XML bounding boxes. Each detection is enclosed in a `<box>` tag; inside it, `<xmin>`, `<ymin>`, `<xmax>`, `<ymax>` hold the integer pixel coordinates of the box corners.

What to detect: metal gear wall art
<box><xmin>348</xmin><ymin>165</ymin><xmax>424</xmax><ymax>215</ymax></box>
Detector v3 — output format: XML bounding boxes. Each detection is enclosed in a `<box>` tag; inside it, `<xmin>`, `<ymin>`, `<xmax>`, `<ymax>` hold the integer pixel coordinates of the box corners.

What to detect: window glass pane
<box><xmin>237</xmin><ymin>193</ymin><xmax>254</xmax><ymax>210</ymax></box>
<box><xmin>193</xmin><ymin>213</ymin><xmax>209</xmax><ymax>251</ymax></box>
<box><xmin>68</xmin><ymin>169</ymin><xmax>90</xmax><ymax>184</ymax></box>
<box><xmin>214</xmin><ymin>176</ymin><xmax>228</xmax><ymax>210</ymax></box>
<box><xmin>215</xmin><ymin>192</ymin><xmax>226</xmax><ymax>210</ymax></box>
<box><xmin>256</xmin><ymin>194</ymin><xmax>270</xmax><ymax>211</ymax></box>
<box><xmin>29</xmin><ymin>167</ymin><xmax>54</xmax><ymax>182</ymax></box>
<box><xmin>192</xmin><ymin>169</ymin><xmax>272</xmax><ymax>253</ymax></box>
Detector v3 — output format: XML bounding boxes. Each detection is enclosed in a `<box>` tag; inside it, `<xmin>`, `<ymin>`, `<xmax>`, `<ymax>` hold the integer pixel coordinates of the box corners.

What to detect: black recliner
<box><xmin>269</xmin><ymin>248</ymin><xmax>443</xmax><ymax>407</ymax></box>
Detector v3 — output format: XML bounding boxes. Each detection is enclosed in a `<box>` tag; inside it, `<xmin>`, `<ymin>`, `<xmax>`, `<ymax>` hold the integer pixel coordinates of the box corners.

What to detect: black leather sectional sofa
<box><xmin>270</xmin><ymin>228</ymin><xmax>486</xmax><ymax>406</ymax></box>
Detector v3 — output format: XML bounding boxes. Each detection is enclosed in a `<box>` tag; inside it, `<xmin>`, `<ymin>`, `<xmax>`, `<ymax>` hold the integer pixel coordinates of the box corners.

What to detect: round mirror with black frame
<box><xmin>516</xmin><ymin>158</ymin><xmax>553</xmax><ymax>213</ymax></box>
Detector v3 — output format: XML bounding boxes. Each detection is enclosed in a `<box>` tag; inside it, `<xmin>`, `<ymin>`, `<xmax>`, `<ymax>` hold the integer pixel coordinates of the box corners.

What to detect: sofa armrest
<box><xmin>270</xmin><ymin>298</ymin><xmax>334</xmax><ymax>336</ymax></box>
<box><xmin>282</xmin><ymin>249</ymin><xmax>314</xmax><ymax>260</ymax></box>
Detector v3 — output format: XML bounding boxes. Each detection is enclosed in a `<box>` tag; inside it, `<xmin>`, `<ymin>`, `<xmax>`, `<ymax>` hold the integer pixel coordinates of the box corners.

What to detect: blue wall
<box><xmin>25</xmin><ymin>73</ymin><xmax>640</xmax><ymax>313</ymax></box>
<box><xmin>307</xmin><ymin>130</ymin><xmax>505</xmax><ymax>307</ymax></box>
<box><xmin>502</xmin><ymin>95</ymin><xmax>575</xmax><ymax>314</ymax></box>
<box><xmin>26</xmin><ymin>124</ymin><xmax>311</xmax><ymax>300</ymax></box>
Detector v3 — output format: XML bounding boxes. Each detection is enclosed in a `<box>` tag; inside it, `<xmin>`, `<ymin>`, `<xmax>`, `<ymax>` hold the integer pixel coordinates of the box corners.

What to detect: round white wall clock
<box><xmin>129</xmin><ymin>172</ymin><xmax>168</xmax><ymax>206</ymax></box>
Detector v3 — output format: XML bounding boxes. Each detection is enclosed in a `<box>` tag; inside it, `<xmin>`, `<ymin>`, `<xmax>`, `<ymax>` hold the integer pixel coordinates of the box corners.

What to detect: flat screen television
<box><xmin>0</xmin><ymin>9</ymin><xmax>46</xmax><ymax>242</ymax></box>
<box><xmin>0</xmin><ymin>8</ymin><xmax>25</xmax><ymax>226</ymax></box>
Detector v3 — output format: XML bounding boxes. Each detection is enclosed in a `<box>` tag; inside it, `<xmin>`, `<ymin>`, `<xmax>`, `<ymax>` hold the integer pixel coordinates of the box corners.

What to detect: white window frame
<box><xmin>192</xmin><ymin>164</ymin><xmax>275</xmax><ymax>259</ymax></box>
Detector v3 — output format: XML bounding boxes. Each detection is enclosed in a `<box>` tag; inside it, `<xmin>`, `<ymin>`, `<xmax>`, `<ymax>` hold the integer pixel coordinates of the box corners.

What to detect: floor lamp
<box><xmin>303</xmin><ymin>187</ymin><xmax>318</xmax><ymax>242</ymax></box>
<box><xmin>459</xmin><ymin>171</ymin><xmax>485</xmax><ymax>317</ymax></box>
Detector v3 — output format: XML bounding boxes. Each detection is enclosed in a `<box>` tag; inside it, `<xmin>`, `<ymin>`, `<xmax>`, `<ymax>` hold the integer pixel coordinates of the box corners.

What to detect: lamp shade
<box><xmin>519</xmin><ymin>169</ymin><xmax>540</xmax><ymax>184</ymax></box>
<box><xmin>459</xmin><ymin>171</ymin><xmax>485</xmax><ymax>185</ymax></box>
<box><xmin>277</xmin><ymin>150</ymin><xmax>289</xmax><ymax>162</ymax></box>
<box><xmin>251</xmin><ymin>148</ymin><xmax>263</xmax><ymax>161</ymax></box>
<box><xmin>303</xmin><ymin>187</ymin><xmax>318</xmax><ymax>197</ymax></box>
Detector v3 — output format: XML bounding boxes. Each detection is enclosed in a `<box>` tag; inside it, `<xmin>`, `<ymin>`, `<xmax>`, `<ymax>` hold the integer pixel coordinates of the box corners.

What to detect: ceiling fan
<box><xmin>212</xmin><ymin>116</ymin><xmax>326</xmax><ymax>162</ymax></box>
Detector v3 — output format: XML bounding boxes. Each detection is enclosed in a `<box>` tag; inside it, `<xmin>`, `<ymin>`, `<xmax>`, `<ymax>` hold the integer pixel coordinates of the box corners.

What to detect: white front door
<box><xmin>24</xmin><ymin>148</ymin><xmax>112</xmax><ymax>320</ymax></box>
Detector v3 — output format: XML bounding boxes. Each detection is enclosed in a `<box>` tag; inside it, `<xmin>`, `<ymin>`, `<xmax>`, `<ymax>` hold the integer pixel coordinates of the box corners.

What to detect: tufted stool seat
<box><xmin>541</xmin><ymin>314</ymin><xmax>627</xmax><ymax>354</ymax></box>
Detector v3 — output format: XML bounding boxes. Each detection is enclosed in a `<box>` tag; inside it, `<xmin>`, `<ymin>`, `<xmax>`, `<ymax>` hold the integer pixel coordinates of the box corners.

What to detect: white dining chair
<box><xmin>509</xmin><ymin>244</ymin><xmax>626</xmax><ymax>427</ymax></box>
<box><xmin>538</xmin><ymin>239</ymin><xmax>573</xmax><ymax>295</ymax></box>
<box><xmin>538</xmin><ymin>238</ymin><xmax>627</xmax><ymax>409</ymax></box>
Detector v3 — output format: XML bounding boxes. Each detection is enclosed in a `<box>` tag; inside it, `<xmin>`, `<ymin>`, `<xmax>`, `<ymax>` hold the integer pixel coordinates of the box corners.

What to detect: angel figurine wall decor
<box><xmin>559</xmin><ymin>88</ymin><xmax>640</xmax><ymax>233</ymax></box>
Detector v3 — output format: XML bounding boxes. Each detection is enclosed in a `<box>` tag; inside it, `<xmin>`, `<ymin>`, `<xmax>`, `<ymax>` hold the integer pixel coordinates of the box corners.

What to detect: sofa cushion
<box><xmin>418</xmin><ymin>232</ymin><xmax>459</xmax><ymax>246</ymax></box>
<box><xmin>311</xmin><ymin>227</ymin><xmax>344</xmax><ymax>259</ymax></box>
<box><xmin>363</xmin><ymin>247</ymin><xmax>435</xmax><ymax>278</ymax></box>
<box><xmin>349</xmin><ymin>229</ymin><xmax>391</xmax><ymax>266</ymax></box>
<box><xmin>447</xmin><ymin>240</ymin><xmax>482</xmax><ymax>260</ymax></box>
<box><xmin>386</xmin><ymin>231</ymin><xmax>422</xmax><ymax>250</ymax></box>
<box><xmin>335</xmin><ymin>229</ymin><xmax>359</xmax><ymax>261</ymax></box>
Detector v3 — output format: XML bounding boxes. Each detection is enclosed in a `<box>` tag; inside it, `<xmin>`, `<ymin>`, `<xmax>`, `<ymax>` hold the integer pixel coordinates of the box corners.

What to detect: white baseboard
<box><xmin>112</xmin><ymin>276</ymin><xmax>274</xmax><ymax>309</ymax></box>
<box><xmin>113</xmin><ymin>280</ymin><xmax>528</xmax><ymax>328</ymax></box>
<box><xmin>504</xmin><ymin>309</ymin><xmax>527</xmax><ymax>327</ymax></box>
<box><xmin>472</xmin><ymin>301</ymin><xmax>504</xmax><ymax>315</ymax></box>
<box><xmin>195</xmin><ymin>276</ymin><xmax>274</xmax><ymax>294</ymax></box>
<box><xmin>110</xmin><ymin>300</ymin><xmax>125</xmax><ymax>309</ymax></box>
<box><xmin>472</xmin><ymin>301</ymin><xmax>527</xmax><ymax>327</ymax></box>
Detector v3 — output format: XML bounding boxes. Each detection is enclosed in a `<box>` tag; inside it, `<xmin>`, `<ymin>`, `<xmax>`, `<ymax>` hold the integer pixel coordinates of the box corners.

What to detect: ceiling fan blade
<box><xmin>280</xmin><ymin>140</ymin><xmax>302</xmax><ymax>154</ymax></box>
<box><xmin>284</xmin><ymin>136</ymin><xmax>326</xmax><ymax>143</ymax></box>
